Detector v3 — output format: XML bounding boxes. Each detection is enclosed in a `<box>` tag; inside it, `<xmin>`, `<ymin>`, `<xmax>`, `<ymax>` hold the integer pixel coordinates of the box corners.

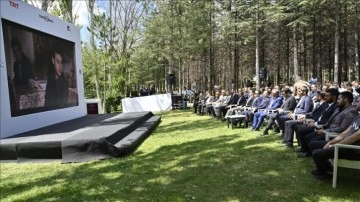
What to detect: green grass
<box><xmin>1</xmin><ymin>109</ymin><xmax>359</xmax><ymax>201</ymax></box>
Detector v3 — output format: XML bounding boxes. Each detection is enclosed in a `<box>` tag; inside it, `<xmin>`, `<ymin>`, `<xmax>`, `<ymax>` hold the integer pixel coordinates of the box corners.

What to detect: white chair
<box><xmin>331</xmin><ymin>144</ymin><xmax>360</xmax><ymax>188</ymax></box>
<box><xmin>226</xmin><ymin>110</ymin><xmax>246</xmax><ymax>129</ymax></box>
<box><xmin>325</xmin><ymin>132</ymin><xmax>339</xmax><ymax>141</ymax></box>
<box><xmin>325</xmin><ymin>132</ymin><xmax>360</xmax><ymax>188</ymax></box>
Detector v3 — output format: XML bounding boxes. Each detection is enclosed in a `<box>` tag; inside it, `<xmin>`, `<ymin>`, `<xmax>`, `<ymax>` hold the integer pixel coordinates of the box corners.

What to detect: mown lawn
<box><xmin>0</xmin><ymin>109</ymin><xmax>359</xmax><ymax>201</ymax></box>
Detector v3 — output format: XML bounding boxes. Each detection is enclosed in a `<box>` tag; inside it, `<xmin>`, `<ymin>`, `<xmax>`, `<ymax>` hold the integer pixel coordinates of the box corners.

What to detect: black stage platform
<box><xmin>0</xmin><ymin>112</ymin><xmax>161</xmax><ymax>163</ymax></box>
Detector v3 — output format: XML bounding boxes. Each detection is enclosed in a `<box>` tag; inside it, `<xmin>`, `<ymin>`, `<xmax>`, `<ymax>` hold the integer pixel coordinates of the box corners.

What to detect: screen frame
<box><xmin>0</xmin><ymin>0</ymin><xmax>86</xmax><ymax>138</ymax></box>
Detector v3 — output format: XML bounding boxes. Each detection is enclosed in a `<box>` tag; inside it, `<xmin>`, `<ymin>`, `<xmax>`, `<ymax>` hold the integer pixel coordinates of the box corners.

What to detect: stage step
<box><xmin>114</xmin><ymin>116</ymin><xmax>161</xmax><ymax>155</ymax></box>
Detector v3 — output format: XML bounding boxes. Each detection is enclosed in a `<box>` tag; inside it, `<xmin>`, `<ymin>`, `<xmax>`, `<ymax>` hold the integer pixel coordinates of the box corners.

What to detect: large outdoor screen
<box><xmin>2</xmin><ymin>19</ymin><xmax>78</xmax><ymax>117</ymax></box>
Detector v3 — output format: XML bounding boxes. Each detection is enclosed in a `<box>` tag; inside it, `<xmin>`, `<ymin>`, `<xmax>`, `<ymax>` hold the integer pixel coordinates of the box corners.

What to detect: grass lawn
<box><xmin>1</xmin><ymin>109</ymin><xmax>359</xmax><ymax>201</ymax></box>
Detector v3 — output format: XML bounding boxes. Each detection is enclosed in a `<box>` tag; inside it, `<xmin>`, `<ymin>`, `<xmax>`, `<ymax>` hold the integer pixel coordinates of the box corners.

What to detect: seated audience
<box><xmin>262</xmin><ymin>87</ymin><xmax>297</xmax><ymax>135</ymax></box>
<box><xmin>242</xmin><ymin>90</ymin><xmax>270</xmax><ymax>127</ymax></box>
<box><xmin>276</xmin><ymin>87</ymin><xmax>313</xmax><ymax>138</ymax></box>
<box><xmin>282</xmin><ymin>91</ymin><xmax>328</xmax><ymax>148</ymax></box>
<box><xmin>251</xmin><ymin>89</ymin><xmax>283</xmax><ymax>131</ymax></box>
<box><xmin>297</xmin><ymin>91</ymin><xmax>358</xmax><ymax>157</ymax></box>
<box><xmin>294</xmin><ymin>88</ymin><xmax>340</xmax><ymax>153</ymax></box>
<box><xmin>309</xmin><ymin>95</ymin><xmax>360</xmax><ymax>180</ymax></box>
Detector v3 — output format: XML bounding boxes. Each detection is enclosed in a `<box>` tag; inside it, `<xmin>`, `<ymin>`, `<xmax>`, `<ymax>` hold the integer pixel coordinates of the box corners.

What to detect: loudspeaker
<box><xmin>168</xmin><ymin>74</ymin><xmax>176</xmax><ymax>85</ymax></box>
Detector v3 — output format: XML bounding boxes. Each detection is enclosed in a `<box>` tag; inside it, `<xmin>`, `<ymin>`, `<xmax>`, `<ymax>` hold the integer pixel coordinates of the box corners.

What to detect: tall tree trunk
<box><xmin>234</xmin><ymin>2</ymin><xmax>239</xmax><ymax>91</ymax></box>
<box><xmin>303</xmin><ymin>28</ymin><xmax>307</xmax><ymax>79</ymax></box>
<box><xmin>255</xmin><ymin>5</ymin><xmax>260</xmax><ymax>90</ymax></box>
<box><xmin>86</xmin><ymin>0</ymin><xmax>102</xmax><ymax>111</ymax></box>
<box><xmin>312</xmin><ymin>13</ymin><xmax>317</xmax><ymax>76</ymax></box>
<box><xmin>356</xmin><ymin>5</ymin><xmax>360</xmax><ymax>80</ymax></box>
<box><xmin>209</xmin><ymin>1</ymin><xmax>215</xmax><ymax>93</ymax></box>
<box><xmin>167</xmin><ymin>0</ymin><xmax>175</xmax><ymax>93</ymax></box>
<box><xmin>334</xmin><ymin>1</ymin><xmax>340</xmax><ymax>83</ymax></box>
<box><xmin>286</xmin><ymin>26</ymin><xmax>290</xmax><ymax>84</ymax></box>
<box><xmin>343</xmin><ymin>4</ymin><xmax>348</xmax><ymax>81</ymax></box>
<box><xmin>41</xmin><ymin>0</ymin><xmax>51</xmax><ymax>12</ymax></box>
<box><xmin>276</xmin><ymin>23</ymin><xmax>281</xmax><ymax>86</ymax></box>
<box><xmin>293</xmin><ymin>25</ymin><xmax>299</xmax><ymax>80</ymax></box>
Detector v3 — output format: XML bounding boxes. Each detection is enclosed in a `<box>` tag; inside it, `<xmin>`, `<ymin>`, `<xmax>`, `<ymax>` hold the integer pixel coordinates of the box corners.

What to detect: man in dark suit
<box><xmin>220</xmin><ymin>90</ymin><xmax>240</xmax><ymax>118</ymax></box>
<box><xmin>298</xmin><ymin>91</ymin><xmax>358</xmax><ymax>157</ymax></box>
<box><xmin>276</xmin><ymin>87</ymin><xmax>313</xmax><ymax>137</ymax></box>
<box><xmin>283</xmin><ymin>91</ymin><xmax>328</xmax><ymax>148</ymax></box>
<box><xmin>262</xmin><ymin>88</ymin><xmax>297</xmax><ymax>135</ymax></box>
<box><xmin>224</xmin><ymin>90</ymin><xmax>253</xmax><ymax>118</ymax></box>
<box><xmin>295</xmin><ymin>88</ymin><xmax>340</xmax><ymax>152</ymax></box>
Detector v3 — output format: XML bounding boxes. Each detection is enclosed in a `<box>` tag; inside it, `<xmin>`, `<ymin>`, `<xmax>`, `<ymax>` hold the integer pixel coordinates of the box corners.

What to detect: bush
<box><xmin>105</xmin><ymin>95</ymin><xmax>122</xmax><ymax>113</ymax></box>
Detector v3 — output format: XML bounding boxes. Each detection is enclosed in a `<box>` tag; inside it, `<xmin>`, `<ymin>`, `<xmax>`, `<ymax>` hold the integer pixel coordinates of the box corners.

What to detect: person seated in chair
<box><xmin>262</xmin><ymin>87</ymin><xmax>297</xmax><ymax>135</ymax></box>
<box><xmin>294</xmin><ymin>88</ymin><xmax>340</xmax><ymax>152</ymax></box>
<box><xmin>207</xmin><ymin>90</ymin><xmax>223</xmax><ymax>116</ymax></box>
<box><xmin>241</xmin><ymin>90</ymin><xmax>270</xmax><ymax>127</ymax></box>
<box><xmin>309</xmin><ymin>95</ymin><xmax>360</xmax><ymax>180</ymax></box>
<box><xmin>219</xmin><ymin>89</ymin><xmax>240</xmax><ymax>119</ymax></box>
<box><xmin>297</xmin><ymin>91</ymin><xmax>359</xmax><ymax>156</ymax></box>
<box><xmin>197</xmin><ymin>91</ymin><xmax>213</xmax><ymax>115</ymax></box>
<box><xmin>251</xmin><ymin>89</ymin><xmax>283</xmax><ymax>131</ymax></box>
<box><xmin>276</xmin><ymin>87</ymin><xmax>313</xmax><ymax>138</ymax></box>
<box><xmin>282</xmin><ymin>90</ymin><xmax>328</xmax><ymax>148</ymax></box>
<box><xmin>213</xmin><ymin>90</ymin><xmax>232</xmax><ymax>118</ymax></box>
<box><xmin>225</xmin><ymin>90</ymin><xmax>254</xmax><ymax>118</ymax></box>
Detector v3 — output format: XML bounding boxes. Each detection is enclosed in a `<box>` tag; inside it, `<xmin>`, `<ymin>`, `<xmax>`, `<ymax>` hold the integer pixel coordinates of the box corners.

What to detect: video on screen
<box><xmin>2</xmin><ymin>19</ymin><xmax>78</xmax><ymax>117</ymax></box>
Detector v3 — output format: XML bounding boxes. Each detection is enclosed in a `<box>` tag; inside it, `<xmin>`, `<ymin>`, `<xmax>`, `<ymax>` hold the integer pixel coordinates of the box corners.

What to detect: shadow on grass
<box><xmin>1</xmin><ymin>110</ymin><xmax>359</xmax><ymax>201</ymax></box>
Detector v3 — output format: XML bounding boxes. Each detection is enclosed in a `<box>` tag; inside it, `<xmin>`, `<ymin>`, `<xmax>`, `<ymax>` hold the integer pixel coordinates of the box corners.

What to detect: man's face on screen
<box><xmin>52</xmin><ymin>52</ymin><xmax>63</xmax><ymax>79</ymax></box>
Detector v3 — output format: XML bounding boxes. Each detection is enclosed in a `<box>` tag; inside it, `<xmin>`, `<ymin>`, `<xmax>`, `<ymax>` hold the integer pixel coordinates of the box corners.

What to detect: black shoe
<box><xmin>297</xmin><ymin>152</ymin><xmax>310</xmax><ymax>158</ymax></box>
<box><xmin>311</xmin><ymin>170</ymin><xmax>332</xmax><ymax>180</ymax></box>
<box><xmin>284</xmin><ymin>144</ymin><xmax>294</xmax><ymax>149</ymax></box>
<box><xmin>262</xmin><ymin>130</ymin><xmax>269</xmax><ymax>136</ymax></box>
<box><xmin>273</xmin><ymin>126</ymin><xmax>280</xmax><ymax>133</ymax></box>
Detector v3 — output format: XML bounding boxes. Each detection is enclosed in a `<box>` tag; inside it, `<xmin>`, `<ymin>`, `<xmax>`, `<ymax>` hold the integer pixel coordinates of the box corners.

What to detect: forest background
<box><xmin>24</xmin><ymin>0</ymin><xmax>360</xmax><ymax>112</ymax></box>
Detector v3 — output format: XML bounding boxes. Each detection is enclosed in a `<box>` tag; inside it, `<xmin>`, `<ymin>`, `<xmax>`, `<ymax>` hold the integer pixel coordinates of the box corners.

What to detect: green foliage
<box><xmin>105</xmin><ymin>93</ymin><xmax>122</xmax><ymax>113</ymax></box>
<box><xmin>50</xmin><ymin>0</ymin><xmax>78</xmax><ymax>24</ymax></box>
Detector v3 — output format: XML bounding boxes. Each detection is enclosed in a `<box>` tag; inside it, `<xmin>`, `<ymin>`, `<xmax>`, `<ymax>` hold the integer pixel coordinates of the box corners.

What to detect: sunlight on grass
<box><xmin>101</xmin><ymin>172</ymin><xmax>123</xmax><ymax>180</ymax></box>
<box><xmin>147</xmin><ymin>176</ymin><xmax>174</xmax><ymax>185</ymax></box>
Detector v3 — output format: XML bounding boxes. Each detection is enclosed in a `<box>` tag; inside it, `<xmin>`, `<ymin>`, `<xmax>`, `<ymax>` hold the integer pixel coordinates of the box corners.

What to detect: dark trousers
<box><xmin>277</xmin><ymin>114</ymin><xmax>292</xmax><ymax>132</ymax></box>
<box><xmin>284</xmin><ymin>120</ymin><xmax>302</xmax><ymax>144</ymax></box>
<box><xmin>295</xmin><ymin>124</ymin><xmax>315</xmax><ymax>149</ymax></box>
<box><xmin>265</xmin><ymin>112</ymin><xmax>287</xmax><ymax>130</ymax></box>
<box><xmin>207</xmin><ymin>106</ymin><xmax>214</xmax><ymax>116</ymax></box>
<box><xmin>300</xmin><ymin>131</ymin><xmax>324</xmax><ymax>154</ymax></box>
<box><xmin>193</xmin><ymin>102</ymin><xmax>199</xmax><ymax>113</ymax></box>
<box><xmin>197</xmin><ymin>104</ymin><xmax>204</xmax><ymax>115</ymax></box>
<box><xmin>265</xmin><ymin>113</ymin><xmax>277</xmax><ymax>130</ymax></box>
<box><xmin>220</xmin><ymin>106</ymin><xmax>229</xmax><ymax>118</ymax></box>
<box><xmin>310</xmin><ymin>141</ymin><xmax>360</xmax><ymax>174</ymax></box>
